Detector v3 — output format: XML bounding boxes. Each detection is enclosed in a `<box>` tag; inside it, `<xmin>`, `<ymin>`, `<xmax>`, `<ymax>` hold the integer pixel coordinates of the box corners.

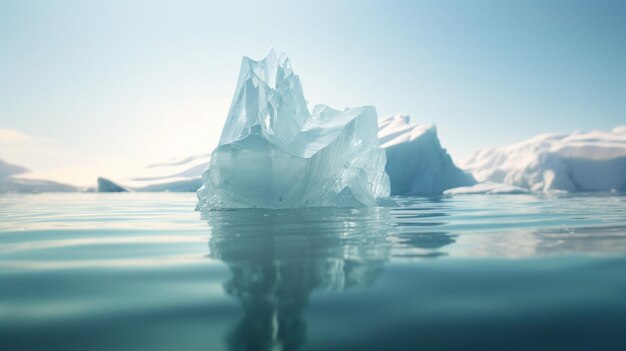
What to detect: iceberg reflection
<box><xmin>203</xmin><ymin>207</ymin><xmax>391</xmax><ymax>351</ymax></box>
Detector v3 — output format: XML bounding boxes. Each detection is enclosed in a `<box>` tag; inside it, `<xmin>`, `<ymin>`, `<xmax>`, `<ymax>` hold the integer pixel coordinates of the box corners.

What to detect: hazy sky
<box><xmin>1</xmin><ymin>0</ymin><xmax>625</xmax><ymax>185</ymax></box>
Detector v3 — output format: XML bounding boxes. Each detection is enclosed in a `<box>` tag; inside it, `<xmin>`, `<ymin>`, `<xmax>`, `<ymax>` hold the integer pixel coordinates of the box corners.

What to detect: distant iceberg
<box><xmin>379</xmin><ymin>115</ymin><xmax>475</xmax><ymax>195</ymax></box>
<box><xmin>0</xmin><ymin>159</ymin><xmax>28</xmax><ymax>180</ymax></box>
<box><xmin>96</xmin><ymin>154</ymin><xmax>208</xmax><ymax>193</ymax></box>
<box><xmin>462</xmin><ymin>126</ymin><xmax>626</xmax><ymax>192</ymax></box>
<box><xmin>196</xmin><ymin>50</ymin><xmax>390</xmax><ymax>209</ymax></box>
<box><xmin>0</xmin><ymin>159</ymin><xmax>77</xmax><ymax>193</ymax></box>
<box><xmin>97</xmin><ymin>177</ymin><xmax>128</xmax><ymax>192</ymax></box>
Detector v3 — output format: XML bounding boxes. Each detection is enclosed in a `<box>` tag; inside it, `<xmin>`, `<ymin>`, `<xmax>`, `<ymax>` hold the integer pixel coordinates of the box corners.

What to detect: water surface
<box><xmin>1</xmin><ymin>193</ymin><xmax>626</xmax><ymax>350</ymax></box>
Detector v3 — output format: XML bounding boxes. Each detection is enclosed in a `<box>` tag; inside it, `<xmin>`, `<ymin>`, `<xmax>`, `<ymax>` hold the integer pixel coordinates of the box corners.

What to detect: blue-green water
<box><xmin>1</xmin><ymin>193</ymin><xmax>626</xmax><ymax>350</ymax></box>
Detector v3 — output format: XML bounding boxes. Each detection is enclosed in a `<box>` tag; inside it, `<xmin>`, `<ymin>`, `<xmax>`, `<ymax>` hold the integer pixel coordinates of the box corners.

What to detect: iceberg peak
<box><xmin>219</xmin><ymin>50</ymin><xmax>309</xmax><ymax>149</ymax></box>
<box><xmin>197</xmin><ymin>51</ymin><xmax>390</xmax><ymax>209</ymax></box>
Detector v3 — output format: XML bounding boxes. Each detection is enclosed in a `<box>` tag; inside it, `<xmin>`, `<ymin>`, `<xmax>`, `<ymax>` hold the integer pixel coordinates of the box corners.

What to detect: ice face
<box><xmin>378</xmin><ymin>115</ymin><xmax>475</xmax><ymax>195</ymax></box>
<box><xmin>196</xmin><ymin>50</ymin><xmax>390</xmax><ymax>209</ymax></box>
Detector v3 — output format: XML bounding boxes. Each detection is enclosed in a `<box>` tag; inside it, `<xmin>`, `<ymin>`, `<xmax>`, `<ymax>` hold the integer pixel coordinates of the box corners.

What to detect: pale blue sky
<box><xmin>1</xmin><ymin>0</ymin><xmax>625</xmax><ymax>184</ymax></box>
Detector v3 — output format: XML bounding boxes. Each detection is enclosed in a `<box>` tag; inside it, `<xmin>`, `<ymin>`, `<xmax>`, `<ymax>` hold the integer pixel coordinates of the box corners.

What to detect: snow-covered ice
<box><xmin>196</xmin><ymin>50</ymin><xmax>390</xmax><ymax>209</ymax></box>
<box><xmin>444</xmin><ymin>182</ymin><xmax>529</xmax><ymax>195</ymax></box>
<box><xmin>462</xmin><ymin>126</ymin><xmax>626</xmax><ymax>192</ymax></box>
<box><xmin>378</xmin><ymin>115</ymin><xmax>475</xmax><ymax>195</ymax></box>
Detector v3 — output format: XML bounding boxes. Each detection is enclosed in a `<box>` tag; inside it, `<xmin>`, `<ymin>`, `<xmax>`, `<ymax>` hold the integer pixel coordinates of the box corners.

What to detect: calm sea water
<box><xmin>1</xmin><ymin>193</ymin><xmax>626</xmax><ymax>350</ymax></box>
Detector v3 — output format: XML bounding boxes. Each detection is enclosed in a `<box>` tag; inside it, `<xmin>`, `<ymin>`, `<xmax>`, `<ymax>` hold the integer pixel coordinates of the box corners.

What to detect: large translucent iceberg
<box><xmin>196</xmin><ymin>50</ymin><xmax>390</xmax><ymax>209</ymax></box>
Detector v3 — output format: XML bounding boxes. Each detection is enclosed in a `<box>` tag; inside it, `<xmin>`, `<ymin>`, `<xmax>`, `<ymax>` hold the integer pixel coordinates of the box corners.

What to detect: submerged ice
<box><xmin>196</xmin><ymin>51</ymin><xmax>390</xmax><ymax>209</ymax></box>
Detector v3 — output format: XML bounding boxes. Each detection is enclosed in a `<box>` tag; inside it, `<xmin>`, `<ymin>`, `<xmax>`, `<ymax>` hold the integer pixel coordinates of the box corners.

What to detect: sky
<box><xmin>1</xmin><ymin>0</ymin><xmax>625</xmax><ymax>185</ymax></box>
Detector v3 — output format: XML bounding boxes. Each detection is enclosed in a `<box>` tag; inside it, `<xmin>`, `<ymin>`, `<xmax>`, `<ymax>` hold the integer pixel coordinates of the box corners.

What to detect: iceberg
<box><xmin>1</xmin><ymin>178</ymin><xmax>78</xmax><ymax>193</ymax></box>
<box><xmin>0</xmin><ymin>159</ymin><xmax>77</xmax><ymax>193</ymax></box>
<box><xmin>98</xmin><ymin>116</ymin><xmax>475</xmax><ymax>197</ymax></box>
<box><xmin>444</xmin><ymin>182</ymin><xmax>529</xmax><ymax>195</ymax></box>
<box><xmin>378</xmin><ymin>115</ymin><xmax>475</xmax><ymax>195</ymax></box>
<box><xmin>96</xmin><ymin>154</ymin><xmax>208</xmax><ymax>192</ymax></box>
<box><xmin>0</xmin><ymin>159</ymin><xmax>28</xmax><ymax>180</ymax></box>
<box><xmin>462</xmin><ymin>126</ymin><xmax>626</xmax><ymax>192</ymax></box>
<box><xmin>196</xmin><ymin>50</ymin><xmax>390</xmax><ymax>209</ymax></box>
<box><xmin>97</xmin><ymin>177</ymin><xmax>128</xmax><ymax>192</ymax></box>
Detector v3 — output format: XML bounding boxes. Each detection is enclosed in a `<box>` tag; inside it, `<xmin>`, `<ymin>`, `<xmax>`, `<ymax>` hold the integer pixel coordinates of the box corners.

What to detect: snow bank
<box><xmin>378</xmin><ymin>115</ymin><xmax>475</xmax><ymax>195</ymax></box>
<box><xmin>463</xmin><ymin>126</ymin><xmax>626</xmax><ymax>192</ymax></box>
